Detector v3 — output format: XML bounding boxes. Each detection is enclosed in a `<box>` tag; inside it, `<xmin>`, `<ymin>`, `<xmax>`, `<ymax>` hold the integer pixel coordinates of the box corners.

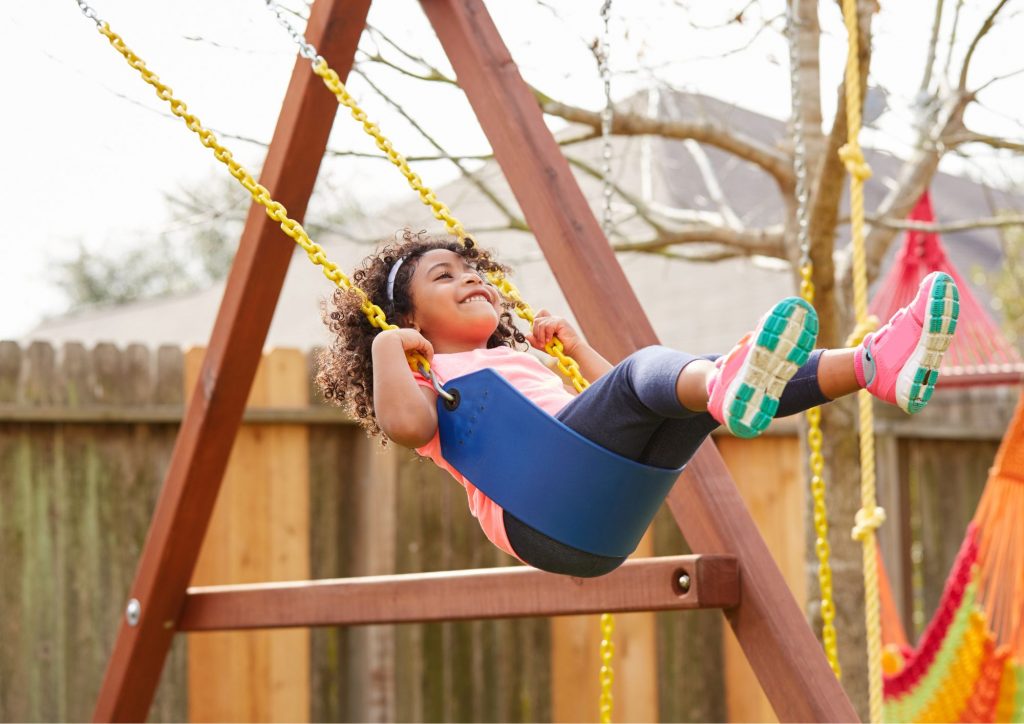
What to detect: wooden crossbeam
<box><xmin>91</xmin><ymin>1</ymin><xmax>371</xmax><ymax>720</ymax></box>
<box><xmin>179</xmin><ymin>555</ymin><xmax>738</xmax><ymax>631</ymax></box>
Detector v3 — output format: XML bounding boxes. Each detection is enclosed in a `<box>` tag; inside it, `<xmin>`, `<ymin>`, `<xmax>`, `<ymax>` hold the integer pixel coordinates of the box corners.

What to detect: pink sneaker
<box><xmin>856</xmin><ymin>271</ymin><xmax>959</xmax><ymax>414</ymax></box>
<box><xmin>707</xmin><ymin>297</ymin><xmax>819</xmax><ymax>438</ymax></box>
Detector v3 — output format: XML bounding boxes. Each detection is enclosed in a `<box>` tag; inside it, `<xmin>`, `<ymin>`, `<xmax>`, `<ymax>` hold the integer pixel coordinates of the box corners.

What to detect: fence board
<box><xmin>906</xmin><ymin>437</ymin><xmax>996</xmax><ymax>639</ymax></box>
<box><xmin>0</xmin><ymin>342</ymin><xmax>186</xmax><ymax>723</ymax></box>
<box><xmin>187</xmin><ymin>348</ymin><xmax>311</xmax><ymax>723</ymax></box>
<box><xmin>716</xmin><ymin>435</ymin><xmax>806</xmax><ymax>723</ymax></box>
<box><xmin>653</xmin><ymin>506</ymin><xmax>727</xmax><ymax>723</ymax></box>
<box><xmin>4</xmin><ymin>340</ymin><xmax>1006</xmax><ymax>723</ymax></box>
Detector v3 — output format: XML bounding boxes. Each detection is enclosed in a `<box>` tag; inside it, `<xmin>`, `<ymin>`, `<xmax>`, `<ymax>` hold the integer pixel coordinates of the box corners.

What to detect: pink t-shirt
<box><xmin>412</xmin><ymin>346</ymin><xmax>576</xmax><ymax>558</ymax></box>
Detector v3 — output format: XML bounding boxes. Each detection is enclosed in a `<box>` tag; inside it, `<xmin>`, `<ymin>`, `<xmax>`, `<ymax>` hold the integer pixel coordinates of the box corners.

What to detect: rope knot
<box><xmin>852</xmin><ymin>506</ymin><xmax>886</xmax><ymax>541</ymax></box>
<box><xmin>838</xmin><ymin>143</ymin><xmax>872</xmax><ymax>181</ymax></box>
<box><xmin>844</xmin><ymin>314</ymin><xmax>879</xmax><ymax>347</ymax></box>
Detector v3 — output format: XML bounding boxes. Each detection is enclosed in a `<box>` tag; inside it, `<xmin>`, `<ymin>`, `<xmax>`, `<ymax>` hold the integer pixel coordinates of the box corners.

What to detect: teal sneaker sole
<box><xmin>725</xmin><ymin>297</ymin><xmax>819</xmax><ymax>438</ymax></box>
<box><xmin>898</xmin><ymin>272</ymin><xmax>958</xmax><ymax>414</ymax></box>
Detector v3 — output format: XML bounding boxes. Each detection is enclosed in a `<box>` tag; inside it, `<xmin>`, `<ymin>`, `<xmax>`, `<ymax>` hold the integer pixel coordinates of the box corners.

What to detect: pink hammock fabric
<box><xmin>868</xmin><ymin>191</ymin><xmax>1023</xmax><ymax>382</ymax></box>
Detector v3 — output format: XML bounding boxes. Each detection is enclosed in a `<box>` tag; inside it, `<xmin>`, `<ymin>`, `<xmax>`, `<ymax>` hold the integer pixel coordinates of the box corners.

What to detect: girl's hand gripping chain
<box><xmin>528</xmin><ymin>310</ymin><xmax>613</xmax><ymax>383</ymax></box>
<box><xmin>527</xmin><ymin>309</ymin><xmax>584</xmax><ymax>355</ymax></box>
<box><xmin>371</xmin><ymin>328</ymin><xmax>439</xmax><ymax>449</ymax></box>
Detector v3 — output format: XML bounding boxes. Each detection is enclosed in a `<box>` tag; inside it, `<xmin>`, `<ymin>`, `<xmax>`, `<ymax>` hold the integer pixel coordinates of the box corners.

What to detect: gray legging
<box><xmin>503</xmin><ymin>345</ymin><xmax>829</xmax><ymax>577</ymax></box>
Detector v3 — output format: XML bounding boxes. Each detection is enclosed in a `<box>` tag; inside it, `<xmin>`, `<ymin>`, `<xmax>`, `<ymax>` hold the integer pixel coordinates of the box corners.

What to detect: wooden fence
<box><xmin>0</xmin><ymin>341</ymin><xmax>1017</xmax><ymax>722</ymax></box>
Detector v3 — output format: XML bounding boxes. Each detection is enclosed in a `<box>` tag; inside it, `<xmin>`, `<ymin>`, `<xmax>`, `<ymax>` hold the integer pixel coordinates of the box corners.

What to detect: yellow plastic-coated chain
<box><xmin>801</xmin><ymin>262</ymin><xmax>841</xmax><ymax>678</ymax></box>
<box><xmin>839</xmin><ymin>0</ymin><xmax>884</xmax><ymax>721</ymax></box>
<box><xmin>598</xmin><ymin>612</ymin><xmax>615</xmax><ymax>723</ymax></box>
<box><xmin>309</xmin><ymin>59</ymin><xmax>591</xmax><ymax>393</ymax></box>
<box><xmin>87</xmin><ymin>23</ymin><xmax>441</xmax><ymax>375</ymax></box>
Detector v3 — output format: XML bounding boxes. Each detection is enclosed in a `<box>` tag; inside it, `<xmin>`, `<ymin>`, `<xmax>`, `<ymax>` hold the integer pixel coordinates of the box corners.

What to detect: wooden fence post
<box><xmin>186</xmin><ymin>348</ymin><xmax>311</xmax><ymax>722</ymax></box>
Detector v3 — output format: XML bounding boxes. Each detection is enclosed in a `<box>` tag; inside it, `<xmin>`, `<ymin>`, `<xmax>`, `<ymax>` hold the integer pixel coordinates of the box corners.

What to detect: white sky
<box><xmin>1</xmin><ymin>1</ymin><xmax>1020</xmax><ymax>339</ymax></box>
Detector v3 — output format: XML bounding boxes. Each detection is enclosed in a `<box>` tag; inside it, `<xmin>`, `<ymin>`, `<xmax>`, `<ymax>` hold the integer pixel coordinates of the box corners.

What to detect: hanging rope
<box><xmin>838</xmin><ymin>0</ymin><xmax>884</xmax><ymax>721</ymax></box>
<box><xmin>787</xmin><ymin>0</ymin><xmax>841</xmax><ymax>680</ymax></box>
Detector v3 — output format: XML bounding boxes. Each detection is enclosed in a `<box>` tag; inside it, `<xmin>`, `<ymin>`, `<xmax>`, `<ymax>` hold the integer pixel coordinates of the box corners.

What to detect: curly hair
<box><xmin>316</xmin><ymin>229</ymin><xmax>528</xmax><ymax>441</ymax></box>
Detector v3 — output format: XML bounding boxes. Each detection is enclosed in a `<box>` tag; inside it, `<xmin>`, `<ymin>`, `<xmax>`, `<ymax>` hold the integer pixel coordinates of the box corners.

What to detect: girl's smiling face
<box><xmin>405</xmin><ymin>248</ymin><xmax>503</xmax><ymax>353</ymax></box>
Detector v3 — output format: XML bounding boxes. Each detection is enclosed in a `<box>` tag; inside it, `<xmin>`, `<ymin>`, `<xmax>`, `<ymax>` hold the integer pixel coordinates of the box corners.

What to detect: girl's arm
<box><xmin>528</xmin><ymin>310</ymin><xmax>613</xmax><ymax>382</ymax></box>
<box><xmin>371</xmin><ymin>329</ymin><xmax>439</xmax><ymax>448</ymax></box>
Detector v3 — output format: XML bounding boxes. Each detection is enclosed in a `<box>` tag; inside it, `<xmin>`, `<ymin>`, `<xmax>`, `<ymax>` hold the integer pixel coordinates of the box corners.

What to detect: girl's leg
<box><xmin>504</xmin><ymin>345</ymin><xmax>713</xmax><ymax>577</ymax></box>
<box><xmin>553</xmin><ymin>345</ymin><xmax>717</xmax><ymax>462</ymax></box>
<box><xmin>504</xmin><ymin>342</ymin><xmax>833</xmax><ymax>576</ymax></box>
<box><xmin>624</xmin><ymin>348</ymin><xmax>833</xmax><ymax>469</ymax></box>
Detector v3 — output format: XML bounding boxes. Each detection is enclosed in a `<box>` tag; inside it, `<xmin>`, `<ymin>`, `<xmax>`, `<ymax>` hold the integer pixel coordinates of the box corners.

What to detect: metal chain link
<box><xmin>263</xmin><ymin>0</ymin><xmax>591</xmax><ymax>392</ymax></box>
<box><xmin>75</xmin><ymin>0</ymin><xmax>103</xmax><ymax>27</ymax></box>
<box><xmin>598</xmin><ymin>0</ymin><xmax>614</xmax><ymax>239</ymax></box>
<box><xmin>264</xmin><ymin>0</ymin><xmax>319</xmax><ymax>61</ymax></box>
<box><xmin>787</xmin><ymin>0</ymin><xmax>841</xmax><ymax>679</ymax></box>
<box><xmin>597</xmin><ymin>5</ymin><xmax>616</xmax><ymax>721</ymax></box>
<box><xmin>598</xmin><ymin>612</ymin><xmax>615</xmax><ymax>723</ymax></box>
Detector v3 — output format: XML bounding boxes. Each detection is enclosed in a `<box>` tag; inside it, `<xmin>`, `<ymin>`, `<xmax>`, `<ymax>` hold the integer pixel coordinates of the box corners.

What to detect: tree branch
<box><xmin>919</xmin><ymin>0</ymin><xmax>945</xmax><ymax>96</ymax></box>
<box><xmin>614</xmin><ymin>224</ymin><xmax>787</xmax><ymax>258</ymax></box>
<box><xmin>973</xmin><ymin>65</ymin><xmax>1024</xmax><ymax>94</ymax></box>
<box><xmin>958</xmin><ymin>0</ymin><xmax>1012</xmax><ymax>91</ymax></box>
<box><xmin>356</xmin><ymin>37</ymin><xmax>793</xmax><ymax>187</ymax></box>
<box><xmin>539</xmin><ymin>98</ymin><xmax>792</xmax><ymax>187</ymax></box>
<box><xmin>943</xmin><ymin>129</ymin><xmax>1024</xmax><ymax>153</ymax></box>
<box><xmin>866</xmin><ymin>213</ymin><xmax>1024</xmax><ymax>233</ymax></box>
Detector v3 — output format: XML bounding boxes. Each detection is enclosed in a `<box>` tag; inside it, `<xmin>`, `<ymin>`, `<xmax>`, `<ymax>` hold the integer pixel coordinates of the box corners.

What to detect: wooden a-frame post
<box><xmin>93</xmin><ymin>0</ymin><xmax>858</xmax><ymax>721</ymax></box>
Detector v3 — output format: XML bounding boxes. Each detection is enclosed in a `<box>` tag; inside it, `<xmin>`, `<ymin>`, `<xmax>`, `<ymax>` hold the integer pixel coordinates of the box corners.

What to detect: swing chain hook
<box><xmin>419</xmin><ymin>363</ymin><xmax>456</xmax><ymax>405</ymax></box>
<box><xmin>264</xmin><ymin>1</ymin><xmax>321</xmax><ymax>63</ymax></box>
<box><xmin>74</xmin><ymin>0</ymin><xmax>103</xmax><ymax>28</ymax></box>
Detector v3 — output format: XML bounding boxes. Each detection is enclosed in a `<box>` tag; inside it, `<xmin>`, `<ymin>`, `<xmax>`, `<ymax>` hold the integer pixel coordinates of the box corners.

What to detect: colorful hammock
<box><xmin>871</xmin><ymin>191</ymin><xmax>1024</xmax><ymax>722</ymax></box>
<box><xmin>880</xmin><ymin>390</ymin><xmax>1024</xmax><ymax>723</ymax></box>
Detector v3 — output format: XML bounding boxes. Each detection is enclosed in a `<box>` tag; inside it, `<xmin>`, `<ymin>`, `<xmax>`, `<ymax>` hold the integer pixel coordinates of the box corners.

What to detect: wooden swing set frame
<box><xmin>92</xmin><ymin>0</ymin><xmax>858</xmax><ymax>720</ymax></box>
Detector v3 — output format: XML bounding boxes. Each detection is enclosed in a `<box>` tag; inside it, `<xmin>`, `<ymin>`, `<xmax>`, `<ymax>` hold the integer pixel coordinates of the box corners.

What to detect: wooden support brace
<box><xmin>179</xmin><ymin>555</ymin><xmax>739</xmax><ymax>631</ymax></box>
<box><xmin>91</xmin><ymin>1</ymin><xmax>371</xmax><ymax>720</ymax></box>
<box><xmin>420</xmin><ymin>1</ymin><xmax>858</xmax><ymax>721</ymax></box>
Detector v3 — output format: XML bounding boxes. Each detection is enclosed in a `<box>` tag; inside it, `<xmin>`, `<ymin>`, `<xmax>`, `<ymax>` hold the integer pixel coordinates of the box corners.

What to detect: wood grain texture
<box><xmin>717</xmin><ymin>436</ymin><xmax>805</xmax><ymax>723</ymax></box>
<box><xmin>90</xmin><ymin>1</ymin><xmax>371</xmax><ymax>719</ymax></box>
<box><xmin>0</xmin><ymin>343</ymin><xmax>186</xmax><ymax>723</ymax></box>
<box><xmin>179</xmin><ymin>555</ymin><xmax>737</xmax><ymax>630</ymax></box>
<box><xmin>187</xmin><ymin>349</ymin><xmax>311</xmax><ymax>723</ymax></box>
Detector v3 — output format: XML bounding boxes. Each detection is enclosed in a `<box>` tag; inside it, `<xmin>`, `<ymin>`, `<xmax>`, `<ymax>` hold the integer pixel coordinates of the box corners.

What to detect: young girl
<box><xmin>318</xmin><ymin>230</ymin><xmax>959</xmax><ymax>577</ymax></box>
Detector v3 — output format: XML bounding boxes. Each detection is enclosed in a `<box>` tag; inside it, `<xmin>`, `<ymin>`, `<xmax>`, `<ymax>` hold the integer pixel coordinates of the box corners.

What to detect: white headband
<box><xmin>385</xmin><ymin>255</ymin><xmax>407</xmax><ymax>303</ymax></box>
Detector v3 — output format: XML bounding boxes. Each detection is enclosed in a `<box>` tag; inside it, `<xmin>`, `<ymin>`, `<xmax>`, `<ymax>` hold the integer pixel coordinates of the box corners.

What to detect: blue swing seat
<box><xmin>437</xmin><ymin>368</ymin><xmax>683</xmax><ymax>559</ymax></box>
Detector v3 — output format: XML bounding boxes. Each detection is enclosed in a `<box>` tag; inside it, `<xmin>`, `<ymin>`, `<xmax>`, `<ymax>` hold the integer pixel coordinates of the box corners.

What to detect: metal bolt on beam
<box><xmin>126</xmin><ymin>599</ymin><xmax>141</xmax><ymax>627</ymax></box>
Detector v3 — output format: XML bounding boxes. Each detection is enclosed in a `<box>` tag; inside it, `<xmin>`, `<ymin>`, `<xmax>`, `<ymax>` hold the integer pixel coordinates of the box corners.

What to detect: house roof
<box><xmin>27</xmin><ymin>93</ymin><xmax>1022</xmax><ymax>370</ymax></box>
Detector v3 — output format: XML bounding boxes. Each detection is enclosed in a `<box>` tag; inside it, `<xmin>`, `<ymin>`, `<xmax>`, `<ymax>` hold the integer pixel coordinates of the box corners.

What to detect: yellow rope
<box><xmin>799</xmin><ymin>267</ymin><xmax>842</xmax><ymax>678</ymax></box>
<box><xmin>839</xmin><ymin>1</ymin><xmax>884</xmax><ymax>721</ymax></box>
